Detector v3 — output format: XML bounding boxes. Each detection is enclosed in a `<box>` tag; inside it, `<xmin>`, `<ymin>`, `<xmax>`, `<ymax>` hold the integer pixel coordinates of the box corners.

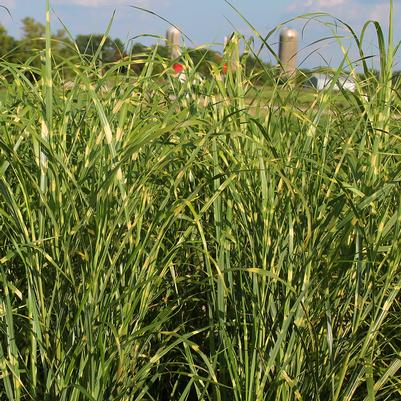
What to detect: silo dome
<box><xmin>280</xmin><ymin>28</ymin><xmax>298</xmax><ymax>40</ymax></box>
<box><xmin>167</xmin><ymin>26</ymin><xmax>180</xmax><ymax>37</ymax></box>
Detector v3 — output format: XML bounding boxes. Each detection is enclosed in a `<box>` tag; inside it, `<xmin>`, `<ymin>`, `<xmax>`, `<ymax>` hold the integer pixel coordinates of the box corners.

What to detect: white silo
<box><xmin>166</xmin><ymin>26</ymin><xmax>181</xmax><ymax>60</ymax></box>
<box><xmin>279</xmin><ymin>28</ymin><xmax>298</xmax><ymax>76</ymax></box>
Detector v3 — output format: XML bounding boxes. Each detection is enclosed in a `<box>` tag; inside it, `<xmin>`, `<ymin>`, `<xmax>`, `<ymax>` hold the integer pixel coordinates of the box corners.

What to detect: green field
<box><xmin>0</xmin><ymin>4</ymin><xmax>401</xmax><ymax>401</ymax></box>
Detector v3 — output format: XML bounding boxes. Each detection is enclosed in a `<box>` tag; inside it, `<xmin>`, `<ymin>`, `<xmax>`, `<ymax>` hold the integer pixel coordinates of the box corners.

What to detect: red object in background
<box><xmin>223</xmin><ymin>63</ymin><xmax>228</xmax><ymax>74</ymax></box>
<box><xmin>173</xmin><ymin>63</ymin><xmax>184</xmax><ymax>73</ymax></box>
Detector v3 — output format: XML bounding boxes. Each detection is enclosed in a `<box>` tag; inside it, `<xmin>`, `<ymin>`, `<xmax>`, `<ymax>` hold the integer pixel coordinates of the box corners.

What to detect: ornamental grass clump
<box><xmin>0</xmin><ymin>1</ymin><xmax>400</xmax><ymax>400</ymax></box>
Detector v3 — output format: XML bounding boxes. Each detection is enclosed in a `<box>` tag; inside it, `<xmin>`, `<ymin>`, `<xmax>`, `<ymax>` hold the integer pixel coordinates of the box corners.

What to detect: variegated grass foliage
<box><xmin>0</xmin><ymin>2</ymin><xmax>401</xmax><ymax>400</ymax></box>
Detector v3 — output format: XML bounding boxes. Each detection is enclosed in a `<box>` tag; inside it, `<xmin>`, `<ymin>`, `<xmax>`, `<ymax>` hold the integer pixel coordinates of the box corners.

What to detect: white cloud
<box><xmin>308</xmin><ymin>0</ymin><xmax>346</xmax><ymax>7</ymax></box>
<box><xmin>0</xmin><ymin>0</ymin><xmax>15</xmax><ymax>8</ymax></box>
<box><xmin>53</xmin><ymin>0</ymin><xmax>159</xmax><ymax>6</ymax></box>
<box><xmin>368</xmin><ymin>3</ymin><xmax>391</xmax><ymax>21</ymax></box>
<box><xmin>54</xmin><ymin>0</ymin><xmax>126</xmax><ymax>5</ymax></box>
<box><xmin>287</xmin><ymin>0</ymin><xmax>391</xmax><ymax>25</ymax></box>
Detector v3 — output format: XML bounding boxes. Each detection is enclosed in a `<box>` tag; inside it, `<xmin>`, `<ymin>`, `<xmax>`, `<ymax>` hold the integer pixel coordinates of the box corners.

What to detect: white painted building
<box><xmin>306</xmin><ymin>73</ymin><xmax>356</xmax><ymax>92</ymax></box>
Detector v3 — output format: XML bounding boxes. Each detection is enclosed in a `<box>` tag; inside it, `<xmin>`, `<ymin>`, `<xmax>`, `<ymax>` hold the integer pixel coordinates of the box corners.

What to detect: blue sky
<box><xmin>0</xmin><ymin>0</ymin><xmax>399</xmax><ymax>68</ymax></box>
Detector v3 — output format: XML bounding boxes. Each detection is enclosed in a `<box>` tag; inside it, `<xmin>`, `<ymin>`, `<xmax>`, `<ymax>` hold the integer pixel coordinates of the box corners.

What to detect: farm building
<box><xmin>306</xmin><ymin>73</ymin><xmax>356</xmax><ymax>92</ymax></box>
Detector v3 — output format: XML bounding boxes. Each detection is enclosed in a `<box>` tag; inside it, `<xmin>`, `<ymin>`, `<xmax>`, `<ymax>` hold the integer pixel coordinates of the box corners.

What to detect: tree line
<box><xmin>0</xmin><ymin>17</ymin><xmax>277</xmax><ymax>83</ymax></box>
<box><xmin>0</xmin><ymin>18</ymin><xmax>126</xmax><ymax>65</ymax></box>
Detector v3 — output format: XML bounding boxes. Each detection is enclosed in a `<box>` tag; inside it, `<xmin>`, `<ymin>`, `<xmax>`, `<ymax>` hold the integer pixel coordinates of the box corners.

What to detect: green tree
<box><xmin>19</xmin><ymin>17</ymin><xmax>72</xmax><ymax>57</ymax></box>
<box><xmin>0</xmin><ymin>24</ymin><xmax>17</xmax><ymax>61</ymax></box>
<box><xmin>17</xmin><ymin>17</ymin><xmax>46</xmax><ymax>71</ymax></box>
<box><xmin>52</xmin><ymin>28</ymin><xmax>74</xmax><ymax>61</ymax></box>
<box><xmin>22</xmin><ymin>17</ymin><xmax>45</xmax><ymax>38</ymax></box>
<box><xmin>76</xmin><ymin>34</ymin><xmax>125</xmax><ymax>63</ymax></box>
<box><xmin>21</xmin><ymin>17</ymin><xmax>45</xmax><ymax>49</ymax></box>
<box><xmin>187</xmin><ymin>48</ymin><xmax>221</xmax><ymax>76</ymax></box>
<box><xmin>17</xmin><ymin>17</ymin><xmax>74</xmax><ymax>79</ymax></box>
<box><xmin>127</xmin><ymin>42</ymin><xmax>148</xmax><ymax>74</ymax></box>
